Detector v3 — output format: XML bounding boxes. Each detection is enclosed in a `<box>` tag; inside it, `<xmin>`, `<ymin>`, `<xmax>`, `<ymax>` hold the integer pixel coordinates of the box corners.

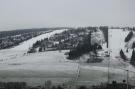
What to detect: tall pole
<box><xmin>126</xmin><ymin>70</ymin><xmax>129</xmax><ymax>89</ymax></box>
<box><xmin>88</xmin><ymin>31</ymin><xmax>92</xmax><ymax>63</ymax></box>
<box><xmin>107</xmin><ymin>52</ymin><xmax>110</xmax><ymax>84</ymax></box>
<box><xmin>89</xmin><ymin>31</ymin><xmax>91</xmax><ymax>46</ymax></box>
<box><xmin>107</xmin><ymin>27</ymin><xmax>109</xmax><ymax>48</ymax></box>
<box><xmin>107</xmin><ymin>29</ymin><xmax>110</xmax><ymax>84</ymax></box>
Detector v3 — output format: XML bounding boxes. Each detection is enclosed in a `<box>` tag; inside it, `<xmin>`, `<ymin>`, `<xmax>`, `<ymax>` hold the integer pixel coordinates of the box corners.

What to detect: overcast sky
<box><xmin>0</xmin><ymin>0</ymin><xmax>135</xmax><ymax>31</ymax></box>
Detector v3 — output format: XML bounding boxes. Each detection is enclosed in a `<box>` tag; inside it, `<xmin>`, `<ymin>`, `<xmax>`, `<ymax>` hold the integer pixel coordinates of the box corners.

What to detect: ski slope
<box><xmin>0</xmin><ymin>29</ymin><xmax>68</xmax><ymax>60</ymax></box>
<box><xmin>109</xmin><ymin>29</ymin><xmax>135</xmax><ymax>59</ymax></box>
<box><xmin>0</xmin><ymin>28</ymin><xmax>135</xmax><ymax>86</ymax></box>
<box><xmin>109</xmin><ymin>29</ymin><xmax>129</xmax><ymax>58</ymax></box>
<box><xmin>0</xmin><ymin>29</ymin><xmax>79</xmax><ymax>85</ymax></box>
<box><xmin>12</xmin><ymin>29</ymin><xmax>68</xmax><ymax>51</ymax></box>
<box><xmin>76</xmin><ymin>29</ymin><xmax>135</xmax><ymax>85</ymax></box>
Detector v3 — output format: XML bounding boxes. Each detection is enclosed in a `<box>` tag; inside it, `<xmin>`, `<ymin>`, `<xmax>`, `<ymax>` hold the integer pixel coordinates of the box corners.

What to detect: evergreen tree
<box><xmin>125</xmin><ymin>31</ymin><xmax>133</xmax><ymax>42</ymax></box>
<box><xmin>131</xmin><ymin>49</ymin><xmax>135</xmax><ymax>63</ymax></box>
<box><xmin>68</xmin><ymin>30</ymin><xmax>104</xmax><ymax>60</ymax></box>
<box><xmin>132</xmin><ymin>42</ymin><xmax>135</xmax><ymax>48</ymax></box>
<box><xmin>39</xmin><ymin>47</ymin><xmax>42</xmax><ymax>52</ymax></box>
<box><xmin>27</xmin><ymin>48</ymin><xmax>36</xmax><ymax>53</ymax></box>
<box><xmin>126</xmin><ymin>48</ymin><xmax>128</xmax><ymax>53</ymax></box>
<box><xmin>43</xmin><ymin>47</ymin><xmax>46</xmax><ymax>51</ymax></box>
<box><xmin>120</xmin><ymin>49</ymin><xmax>127</xmax><ymax>61</ymax></box>
<box><xmin>98</xmin><ymin>45</ymin><xmax>102</xmax><ymax>49</ymax></box>
<box><xmin>68</xmin><ymin>31</ymin><xmax>93</xmax><ymax>59</ymax></box>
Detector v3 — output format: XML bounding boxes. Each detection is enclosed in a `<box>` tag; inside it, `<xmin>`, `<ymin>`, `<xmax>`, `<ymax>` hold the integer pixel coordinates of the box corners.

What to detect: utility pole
<box><xmin>88</xmin><ymin>31</ymin><xmax>92</xmax><ymax>63</ymax></box>
<box><xmin>107</xmin><ymin>51</ymin><xmax>110</xmax><ymax>84</ymax></box>
<box><xmin>107</xmin><ymin>29</ymin><xmax>110</xmax><ymax>84</ymax></box>
<box><xmin>126</xmin><ymin>70</ymin><xmax>129</xmax><ymax>89</ymax></box>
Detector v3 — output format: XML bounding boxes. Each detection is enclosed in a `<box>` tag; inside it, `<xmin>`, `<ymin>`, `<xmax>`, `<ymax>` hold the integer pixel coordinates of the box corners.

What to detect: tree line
<box><xmin>67</xmin><ymin>31</ymin><xmax>102</xmax><ymax>60</ymax></box>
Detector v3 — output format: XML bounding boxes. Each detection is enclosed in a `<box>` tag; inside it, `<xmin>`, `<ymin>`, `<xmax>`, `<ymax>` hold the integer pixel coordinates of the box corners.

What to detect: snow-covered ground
<box><xmin>0</xmin><ymin>29</ymin><xmax>68</xmax><ymax>61</ymax></box>
<box><xmin>0</xmin><ymin>28</ymin><xmax>135</xmax><ymax>86</ymax></box>
<box><xmin>109</xmin><ymin>29</ymin><xmax>135</xmax><ymax>59</ymax></box>
<box><xmin>103</xmin><ymin>29</ymin><xmax>135</xmax><ymax>85</ymax></box>
<box><xmin>12</xmin><ymin>29</ymin><xmax>68</xmax><ymax>51</ymax></box>
<box><xmin>108</xmin><ymin>29</ymin><xmax>135</xmax><ymax>69</ymax></box>
<box><xmin>109</xmin><ymin>29</ymin><xmax>129</xmax><ymax>58</ymax></box>
<box><xmin>0</xmin><ymin>50</ymin><xmax>78</xmax><ymax>86</ymax></box>
<box><xmin>76</xmin><ymin>29</ymin><xmax>135</xmax><ymax>85</ymax></box>
<box><xmin>0</xmin><ymin>29</ymin><xmax>78</xmax><ymax>86</ymax></box>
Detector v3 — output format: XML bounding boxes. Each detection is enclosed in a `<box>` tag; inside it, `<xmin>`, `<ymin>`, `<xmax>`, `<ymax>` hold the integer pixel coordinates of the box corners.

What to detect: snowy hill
<box><xmin>0</xmin><ymin>28</ymin><xmax>135</xmax><ymax>86</ymax></box>
<box><xmin>12</xmin><ymin>29</ymin><xmax>68</xmax><ymax>51</ymax></box>
<box><xmin>0</xmin><ymin>29</ymin><xmax>78</xmax><ymax>86</ymax></box>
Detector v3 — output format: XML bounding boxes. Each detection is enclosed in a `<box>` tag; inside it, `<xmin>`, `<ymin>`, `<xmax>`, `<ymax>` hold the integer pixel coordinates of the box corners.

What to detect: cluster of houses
<box><xmin>28</xmin><ymin>28</ymin><xmax>91</xmax><ymax>53</ymax></box>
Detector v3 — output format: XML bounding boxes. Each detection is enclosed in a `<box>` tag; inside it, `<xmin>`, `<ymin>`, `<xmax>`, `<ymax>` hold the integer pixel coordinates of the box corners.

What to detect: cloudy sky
<box><xmin>0</xmin><ymin>0</ymin><xmax>135</xmax><ymax>31</ymax></box>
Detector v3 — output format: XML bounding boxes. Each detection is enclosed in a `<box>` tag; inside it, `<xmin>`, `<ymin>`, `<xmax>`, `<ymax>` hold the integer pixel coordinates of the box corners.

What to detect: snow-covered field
<box><xmin>0</xmin><ymin>29</ymin><xmax>78</xmax><ymax>86</ymax></box>
<box><xmin>0</xmin><ymin>28</ymin><xmax>135</xmax><ymax>86</ymax></box>
<box><xmin>0</xmin><ymin>50</ymin><xmax>78</xmax><ymax>86</ymax></box>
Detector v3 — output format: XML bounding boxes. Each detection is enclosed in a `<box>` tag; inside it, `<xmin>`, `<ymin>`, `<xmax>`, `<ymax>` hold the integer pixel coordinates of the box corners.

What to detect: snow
<box><xmin>0</xmin><ymin>29</ymin><xmax>79</xmax><ymax>85</ymax></box>
<box><xmin>109</xmin><ymin>29</ymin><xmax>129</xmax><ymax>58</ymax></box>
<box><xmin>108</xmin><ymin>29</ymin><xmax>135</xmax><ymax>69</ymax></box>
<box><xmin>0</xmin><ymin>28</ymin><xmax>135</xmax><ymax>86</ymax></box>
<box><xmin>12</xmin><ymin>29</ymin><xmax>68</xmax><ymax>51</ymax></box>
<box><xmin>109</xmin><ymin>29</ymin><xmax>135</xmax><ymax>59</ymax></box>
<box><xmin>0</xmin><ymin>29</ymin><xmax>68</xmax><ymax>63</ymax></box>
<box><xmin>75</xmin><ymin>28</ymin><xmax>135</xmax><ymax>85</ymax></box>
<box><xmin>0</xmin><ymin>29</ymin><xmax>76</xmax><ymax>73</ymax></box>
<box><xmin>0</xmin><ymin>50</ymin><xmax>78</xmax><ymax>85</ymax></box>
<box><xmin>0</xmin><ymin>50</ymin><xmax>78</xmax><ymax>74</ymax></box>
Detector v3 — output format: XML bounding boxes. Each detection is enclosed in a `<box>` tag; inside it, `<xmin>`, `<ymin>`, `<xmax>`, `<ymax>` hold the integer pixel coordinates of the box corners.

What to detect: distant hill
<box><xmin>0</xmin><ymin>27</ymin><xmax>71</xmax><ymax>38</ymax></box>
